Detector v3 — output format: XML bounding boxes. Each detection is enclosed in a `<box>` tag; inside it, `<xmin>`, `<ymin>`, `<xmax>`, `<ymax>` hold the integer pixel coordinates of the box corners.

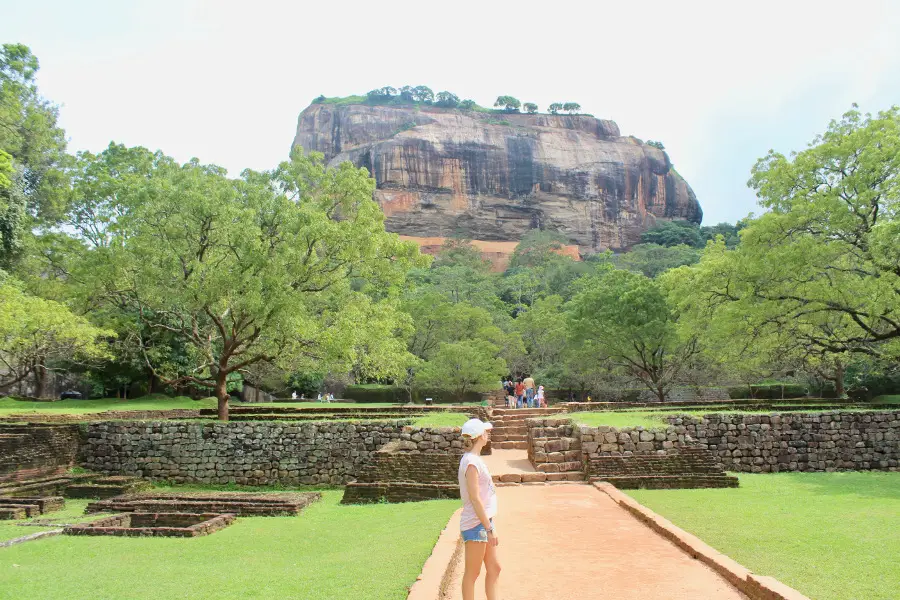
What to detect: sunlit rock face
<box><xmin>292</xmin><ymin>103</ymin><xmax>702</xmax><ymax>259</ymax></box>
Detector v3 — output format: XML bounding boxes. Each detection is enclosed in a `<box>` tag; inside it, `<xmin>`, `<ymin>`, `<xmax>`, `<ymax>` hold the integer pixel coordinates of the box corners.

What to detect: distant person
<box><xmin>317</xmin><ymin>392</ymin><xmax>322</xmax><ymax>402</ymax></box>
<box><xmin>536</xmin><ymin>385</ymin><xmax>546</xmax><ymax>408</ymax></box>
<box><xmin>300</xmin><ymin>393</ymin><xmax>305</xmax><ymax>400</ymax></box>
<box><xmin>458</xmin><ymin>418</ymin><xmax>500</xmax><ymax>600</ymax></box>
<box><xmin>291</xmin><ymin>391</ymin><xmax>297</xmax><ymax>400</ymax></box>
<box><xmin>504</xmin><ymin>379</ymin><xmax>515</xmax><ymax>400</ymax></box>
<box><xmin>514</xmin><ymin>379</ymin><xmax>525</xmax><ymax>409</ymax></box>
<box><xmin>523</xmin><ymin>375</ymin><xmax>536</xmax><ymax>407</ymax></box>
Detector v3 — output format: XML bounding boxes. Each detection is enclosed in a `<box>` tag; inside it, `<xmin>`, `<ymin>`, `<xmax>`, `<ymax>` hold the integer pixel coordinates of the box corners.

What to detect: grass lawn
<box><xmin>566</xmin><ymin>408</ymin><xmax>894</xmax><ymax>430</ymax></box>
<box><xmin>627</xmin><ymin>472</ymin><xmax>900</xmax><ymax>600</ymax></box>
<box><xmin>0</xmin><ymin>490</ymin><xmax>458</xmax><ymax>600</ymax></box>
<box><xmin>0</xmin><ymin>499</ymin><xmax>99</xmax><ymax>542</ymax></box>
<box><xmin>873</xmin><ymin>394</ymin><xmax>900</xmax><ymax>404</ymax></box>
<box><xmin>0</xmin><ymin>396</ymin><xmax>478</xmax><ymax>416</ymax></box>
<box><xmin>410</xmin><ymin>412</ymin><xmax>468</xmax><ymax>428</ymax></box>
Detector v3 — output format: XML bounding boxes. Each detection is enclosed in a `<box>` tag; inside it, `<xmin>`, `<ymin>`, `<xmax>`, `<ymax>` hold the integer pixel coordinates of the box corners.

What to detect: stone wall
<box><xmin>79</xmin><ymin>421</ymin><xmax>471</xmax><ymax>486</ymax></box>
<box><xmin>80</xmin><ymin>420</ymin><xmax>414</xmax><ymax>485</ymax></box>
<box><xmin>670</xmin><ymin>411</ymin><xmax>900</xmax><ymax>473</ymax></box>
<box><xmin>0</xmin><ymin>424</ymin><xmax>82</xmax><ymax>482</ymax></box>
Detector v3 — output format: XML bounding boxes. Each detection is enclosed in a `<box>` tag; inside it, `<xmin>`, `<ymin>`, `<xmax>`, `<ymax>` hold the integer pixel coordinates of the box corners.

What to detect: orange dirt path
<box><xmin>447</xmin><ymin>485</ymin><xmax>746</xmax><ymax>600</ymax></box>
<box><xmin>482</xmin><ymin>449</ymin><xmax>537</xmax><ymax>475</ymax></box>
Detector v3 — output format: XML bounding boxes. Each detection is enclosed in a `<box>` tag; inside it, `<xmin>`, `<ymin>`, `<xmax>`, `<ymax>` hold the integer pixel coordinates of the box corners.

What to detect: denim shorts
<box><xmin>461</xmin><ymin>519</ymin><xmax>493</xmax><ymax>543</ymax></box>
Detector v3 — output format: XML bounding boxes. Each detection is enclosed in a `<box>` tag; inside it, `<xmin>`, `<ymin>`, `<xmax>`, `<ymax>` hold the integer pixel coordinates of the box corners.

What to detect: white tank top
<box><xmin>458</xmin><ymin>452</ymin><xmax>498</xmax><ymax>530</ymax></box>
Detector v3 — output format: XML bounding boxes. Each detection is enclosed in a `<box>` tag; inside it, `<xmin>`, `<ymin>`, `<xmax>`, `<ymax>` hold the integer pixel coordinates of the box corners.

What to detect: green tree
<box><xmin>0</xmin><ymin>44</ymin><xmax>69</xmax><ymax>268</ymax></box>
<box><xmin>523</xmin><ymin>102</ymin><xmax>538</xmax><ymax>114</ymax></box>
<box><xmin>548</xmin><ymin>103</ymin><xmax>563</xmax><ymax>114</ymax></box>
<box><xmin>78</xmin><ymin>147</ymin><xmax>424</xmax><ymax>420</ymax></box>
<box><xmin>415</xmin><ymin>340</ymin><xmax>506</xmax><ymax>401</ymax></box>
<box><xmin>616</xmin><ymin>243</ymin><xmax>700</xmax><ymax>278</ymax></box>
<box><xmin>494</xmin><ymin>96</ymin><xmax>521</xmax><ymax>112</ymax></box>
<box><xmin>699</xmin><ymin>222</ymin><xmax>742</xmax><ymax>248</ymax></box>
<box><xmin>562</xmin><ymin>102</ymin><xmax>581</xmax><ymax>114</ymax></box>
<box><xmin>459</xmin><ymin>99</ymin><xmax>477</xmax><ymax>110</ymax></box>
<box><xmin>646</xmin><ymin>140</ymin><xmax>665</xmax><ymax>150</ymax></box>
<box><xmin>568</xmin><ymin>269</ymin><xmax>699</xmax><ymax>401</ymax></box>
<box><xmin>742</xmin><ymin>105</ymin><xmax>900</xmax><ymax>356</ymax></box>
<box><xmin>0</xmin><ymin>278</ymin><xmax>111</xmax><ymax>395</ymax></box>
<box><xmin>513</xmin><ymin>295</ymin><xmax>568</xmax><ymax>373</ymax></box>
<box><xmin>435</xmin><ymin>91</ymin><xmax>459</xmax><ymax>108</ymax></box>
<box><xmin>640</xmin><ymin>220</ymin><xmax>703</xmax><ymax>247</ymax></box>
<box><xmin>411</xmin><ymin>86</ymin><xmax>434</xmax><ymax>103</ymax></box>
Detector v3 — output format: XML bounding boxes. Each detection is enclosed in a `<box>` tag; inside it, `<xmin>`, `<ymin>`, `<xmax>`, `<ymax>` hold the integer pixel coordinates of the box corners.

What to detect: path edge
<box><xmin>408</xmin><ymin>508</ymin><xmax>462</xmax><ymax>600</ymax></box>
<box><xmin>592</xmin><ymin>482</ymin><xmax>810</xmax><ymax>600</ymax></box>
<box><xmin>0</xmin><ymin>528</ymin><xmax>64</xmax><ymax>548</ymax></box>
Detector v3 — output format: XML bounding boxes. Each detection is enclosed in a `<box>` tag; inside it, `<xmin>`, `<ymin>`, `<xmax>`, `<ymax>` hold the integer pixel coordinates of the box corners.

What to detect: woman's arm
<box><xmin>465</xmin><ymin>465</ymin><xmax>498</xmax><ymax>546</ymax></box>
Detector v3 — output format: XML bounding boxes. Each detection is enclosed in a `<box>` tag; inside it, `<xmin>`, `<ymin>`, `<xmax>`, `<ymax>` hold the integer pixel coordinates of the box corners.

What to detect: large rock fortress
<box><xmin>291</xmin><ymin>102</ymin><xmax>702</xmax><ymax>261</ymax></box>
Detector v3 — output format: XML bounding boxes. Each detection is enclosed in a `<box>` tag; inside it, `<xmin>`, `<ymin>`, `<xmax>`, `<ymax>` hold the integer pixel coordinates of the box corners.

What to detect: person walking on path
<box><xmin>458</xmin><ymin>418</ymin><xmax>501</xmax><ymax>600</ymax></box>
<box><xmin>523</xmin><ymin>375</ymin><xmax>536</xmax><ymax>408</ymax></box>
<box><xmin>536</xmin><ymin>385</ymin><xmax>546</xmax><ymax>408</ymax></box>
<box><xmin>514</xmin><ymin>380</ymin><xmax>525</xmax><ymax>409</ymax></box>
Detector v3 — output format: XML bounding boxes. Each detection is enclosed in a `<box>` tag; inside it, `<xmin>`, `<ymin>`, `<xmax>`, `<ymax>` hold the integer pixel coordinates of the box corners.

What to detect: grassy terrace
<box><xmin>566</xmin><ymin>407</ymin><xmax>895</xmax><ymax>430</ymax></box>
<box><xmin>627</xmin><ymin>473</ymin><xmax>900</xmax><ymax>600</ymax></box>
<box><xmin>0</xmin><ymin>499</ymin><xmax>98</xmax><ymax>543</ymax></box>
<box><xmin>0</xmin><ymin>489</ymin><xmax>458</xmax><ymax>600</ymax></box>
<box><xmin>0</xmin><ymin>396</ymin><xmax>480</xmax><ymax>417</ymax></box>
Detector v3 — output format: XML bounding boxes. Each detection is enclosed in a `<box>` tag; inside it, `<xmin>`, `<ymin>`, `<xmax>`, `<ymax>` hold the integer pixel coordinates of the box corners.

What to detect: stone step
<box><xmin>493</xmin><ymin>471</ymin><xmax>584</xmax><ymax>485</ymax></box>
<box><xmin>494</xmin><ymin>441</ymin><xmax>528</xmax><ymax>450</ymax></box>
<box><xmin>0</xmin><ymin>506</ymin><xmax>27</xmax><ymax>520</ymax></box>
<box><xmin>535</xmin><ymin>461</ymin><xmax>583</xmax><ymax>473</ymax></box>
<box><xmin>490</xmin><ymin>434</ymin><xmax>527</xmax><ymax>443</ymax></box>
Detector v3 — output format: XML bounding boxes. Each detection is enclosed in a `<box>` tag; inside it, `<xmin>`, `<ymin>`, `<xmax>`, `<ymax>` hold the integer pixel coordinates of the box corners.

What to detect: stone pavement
<box><xmin>447</xmin><ymin>484</ymin><xmax>746</xmax><ymax>599</ymax></box>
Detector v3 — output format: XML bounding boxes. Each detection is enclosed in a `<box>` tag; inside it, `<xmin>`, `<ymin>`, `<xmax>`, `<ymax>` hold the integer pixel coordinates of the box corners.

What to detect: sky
<box><xmin>3</xmin><ymin>0</ymin><xmax>900</xmax><ymax>224</ymax></box>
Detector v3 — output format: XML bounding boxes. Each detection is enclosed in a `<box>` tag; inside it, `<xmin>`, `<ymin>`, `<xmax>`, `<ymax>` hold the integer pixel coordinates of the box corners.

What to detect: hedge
<box><xmin>343</xmin><ymin>385</ymin><xmax>482</xmax><ymax>404</ymax></box>
<box><xmin>726</xmin><ymin>383</ymin><xmax>807</xmax><ymax>399</ymax></box>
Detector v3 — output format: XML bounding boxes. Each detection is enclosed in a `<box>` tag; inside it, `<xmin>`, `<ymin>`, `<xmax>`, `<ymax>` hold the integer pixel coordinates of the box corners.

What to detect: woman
<box><xmin>536</xmin><ymin>385</ymin><xmax>546</xmax><ymax>408</ymax></box>
<box><xmin>458</xmin><ymin>418</ymin><xmax>501</xmax><ymax>600</ymax></box>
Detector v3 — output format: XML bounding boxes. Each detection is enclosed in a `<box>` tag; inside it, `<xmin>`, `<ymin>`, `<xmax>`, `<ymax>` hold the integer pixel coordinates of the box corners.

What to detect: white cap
<box><xmin>461</xmin><ymin>418</ymin><xmax>493</xmax><ymax>438</ymax></box>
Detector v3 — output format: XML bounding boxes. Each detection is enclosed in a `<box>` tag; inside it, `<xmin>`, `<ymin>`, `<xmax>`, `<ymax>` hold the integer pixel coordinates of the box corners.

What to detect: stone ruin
<box><xmin>86</xmin><ymin>491</ymin><xmax>321</xmax><ymax>517</ymax></box>
<box><xmin>0</xmin><ymin>496</ymin><xmax>65</xmax><ymax>520</ymax></box>
<box><xmin>65</xmin><ymin>512</ymin><xmax>236</xmax><ymax>538</ymax></box>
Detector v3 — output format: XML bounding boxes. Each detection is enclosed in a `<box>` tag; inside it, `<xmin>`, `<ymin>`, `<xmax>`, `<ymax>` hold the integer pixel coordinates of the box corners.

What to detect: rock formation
<box><xmin>291</xmin><ymin>102</ymin><xmax>702</xmax><ymax>258</ymax></box>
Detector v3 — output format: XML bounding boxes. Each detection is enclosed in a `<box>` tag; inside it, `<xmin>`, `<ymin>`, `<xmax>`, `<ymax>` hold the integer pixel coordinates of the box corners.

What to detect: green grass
<box><xmin>410</xmin><ymin>412</ymin><xmax>468</xmax><ymax>428</ymax></box>
<box><xmin>627</xmin><ymin>472</ymin><xmax>900</xmax><ymax>600</ymax></box>
<box><xmin>0</xmin><ymin>499</ymin><xmax>97</xmax><ymax>542</ymax></box>
<box><xmin>567</xmin><ymin>411</ymin><xmax>669</xmax><ymax>429</ymax></box>
<box><xmin>0</xmin><ymin>490</ymin><xmax>457</xmax><ymax>600</ymax></box>
<box><xmin>873</xmin><ymin>394</ymin><xmax>900</xmax><ymax>404</ymax></box>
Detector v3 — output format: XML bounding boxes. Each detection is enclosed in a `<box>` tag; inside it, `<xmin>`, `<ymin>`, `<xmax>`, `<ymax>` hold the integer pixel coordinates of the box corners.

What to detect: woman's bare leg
<box><xmin>462</xmin><ymin>541</ymin><xmax>487</xmax><ymax>600</ymax></box>
<box><xmin>483</xmin><ymin>540</ymin><xmax>501</xmax><ymax>600</ymax></box>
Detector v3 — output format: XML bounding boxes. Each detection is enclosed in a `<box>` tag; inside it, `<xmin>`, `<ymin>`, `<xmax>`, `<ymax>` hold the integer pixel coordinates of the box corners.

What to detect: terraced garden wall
<box><xmin>80</xmin><ymin>421</ymin><xmax>465</xmax><ymax>486</ymax></box>
<box><xmin>0</xmin><ymin>424</ymin><xmax>81</xmax><ymax>482</ymax></box>
<box><xmin>670</xmin><ymin>411</ymin><xmax>900</xmax><ymax>472</ymax></box>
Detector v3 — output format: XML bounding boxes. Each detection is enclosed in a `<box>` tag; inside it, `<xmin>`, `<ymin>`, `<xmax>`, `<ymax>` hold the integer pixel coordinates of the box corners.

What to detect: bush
<box><xmin>727</xmin><ymin>383</ymin><xmax>807</xmax><ymax>399</ymax></box>
<box><xmin>342</xmin><ymin>385</ymin><xmax>482</xmax><ymax>404</ymax></box>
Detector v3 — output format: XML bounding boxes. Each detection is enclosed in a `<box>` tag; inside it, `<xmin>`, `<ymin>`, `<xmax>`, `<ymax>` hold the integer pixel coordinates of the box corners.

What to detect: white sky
<box><xmin>3</xmin><ymin>0</ymin><xmax>899</xmax><ymax>224</ymax></box>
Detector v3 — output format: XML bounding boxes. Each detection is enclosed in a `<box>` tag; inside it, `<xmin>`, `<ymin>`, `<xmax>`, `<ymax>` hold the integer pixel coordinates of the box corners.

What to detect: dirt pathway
<box><xmin>447</xmin><ymin>484</ymin><xmax>745</xmax><ymax>600</ymax></box>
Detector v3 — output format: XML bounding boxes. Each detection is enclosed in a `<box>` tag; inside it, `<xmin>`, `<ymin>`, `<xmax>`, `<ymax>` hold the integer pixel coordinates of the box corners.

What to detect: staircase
<box><xmin>490</xmin><ymin>408</ymin><xmax>565</xmax><ymax>450</ymax></box>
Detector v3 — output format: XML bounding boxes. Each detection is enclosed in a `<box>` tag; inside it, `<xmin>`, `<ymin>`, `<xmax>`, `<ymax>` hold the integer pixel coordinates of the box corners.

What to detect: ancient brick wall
<box><xmin>0</xmin><ymin>424</ymin><xmax>82</xmax><ymax>482</ymax></box>
<box><xmin>670</xmin><ymin>411</ymin><xmax>900</xmax><ymax>473</ymax></box>
<box><xmin>80</xmin><ymin>421</ymin><xmax>467</xmax><ymax>486</ymax></box>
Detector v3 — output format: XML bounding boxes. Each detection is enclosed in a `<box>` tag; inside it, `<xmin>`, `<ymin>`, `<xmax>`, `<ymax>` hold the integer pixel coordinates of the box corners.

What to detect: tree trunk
<box><xmin>834</xmin><ymin>362</ymin><xmax>845</xmax><ymax>398</ymax></box>
<box><xmin>34</xmin><ymin>361</ymin><xmax>47</xmax><ymax>399</ymax></box>
<box><xmin>214</xmin><ymin>372</ymin><xmax>229</xmax><ymax>421</ymax></box>
<box><xmin>655</xmin><ymin>384</ymin><xmax>666</xmax><ymax>403</ymax></box>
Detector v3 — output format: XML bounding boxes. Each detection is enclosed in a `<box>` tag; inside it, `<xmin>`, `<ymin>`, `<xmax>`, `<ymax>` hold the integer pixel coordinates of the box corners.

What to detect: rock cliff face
<box><xmin>291</xmin><ymin>103</ymin><xmax>702</xmax><ymax>254</ymax></box>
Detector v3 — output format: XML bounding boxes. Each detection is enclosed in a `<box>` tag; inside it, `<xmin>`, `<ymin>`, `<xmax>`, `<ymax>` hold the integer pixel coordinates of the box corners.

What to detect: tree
<box><xmin>494</xmin><ymin>96</ymin><xmax>521</xmax><ymax>112</ymax></box>
<box><xmin>459</xmin><ymin>99</ymin><xmax>477</xmax><ymax>110</ymax></box>
<box><xmin>646</xmin><ymin>140</ymin><xmax>665</xmax><ymax>150</ymax></box>
<box><xmin>399</xmin><ymin>86</ymin><xmax>414</xmax><ymax>101</ymax></box>
<box><xmin>640</xmin><ymin>220</ymin><xmax>703</xmax><ymax>247</ymax></box>
<box><xmin>740</xmin><ymin>105</ymin><xmax>900</xmax><ymax>358</ymax></box>
<box><xmin>616</xmin><ymin>243</ymin><xmax>700</xmax><ymax>278</ymax></box>
<box><xmin>548</xmin><ymin>103</ymin><xmax>563</xmax><ymax>114</ymax></box>
<box><xmin>523</xmin><ymin>102</ymin><xmax>538</xmax><ymax>114</ymax></box>
<box><xmin>568</xmin><ymin>269</ymin><xmax>700</xmax><ymax>401</ymax></box>
<box><xmin>411</xmin><ymin>86</ymin><xmax>434</xmax><ymax>103</ymax></box>
<box><xmin>80</xmin><ymin>146</ymin><xmax>424</xmax><ymax>420</ymax></box>
<box><xmin>0</xmin><ymin>44</ymin><xmax>69</xmax><ymax>268</ymax></box>
<box><xmin>415</xmin><ymin>341</ymin><xmax>506</xmax><ymax>401</ymax></box>
<box><xmin>435</xmin><ymin>91</ymin><xmax>460</xmax><ymax>108</ymax></box>
<box><xmin>562</xmin><ymin>102</ymin><xmax>581</xmax><ymax>114</ymax></box>
<box><xmin>513</xmin><ymin>295</ymin><xmax>568</xmax><ymax>373</ymax></box>
<box><xmin>0</xmin><ymin>278</ymin><xmax>111</xmax><ymax>395</ymax></box>
<box><xmin>699</xmin><ymin>222</ymin><xmax>742</xmax><ymax>248</ymax></box>
<box><xmin>366</xmin><ymin>86</ymin><xmax>397</xmax><ymax>101</ymax></box>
